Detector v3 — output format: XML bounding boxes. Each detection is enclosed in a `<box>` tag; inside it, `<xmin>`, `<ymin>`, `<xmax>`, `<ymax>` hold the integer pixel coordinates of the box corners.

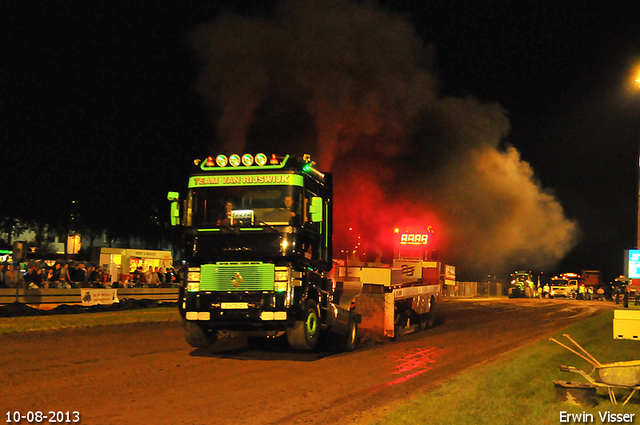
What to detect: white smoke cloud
<box><xmin>426</xmin><ymin>146</ymin><xmax>578</xmax><ymax>276</ymax></box>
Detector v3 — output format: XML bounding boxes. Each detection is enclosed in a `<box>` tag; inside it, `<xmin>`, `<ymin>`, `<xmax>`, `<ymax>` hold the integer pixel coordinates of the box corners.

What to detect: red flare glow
<box><xmin>332</xmin><ymin>158</ymin><xmax>445</xmax><ymax>263</ymax></box>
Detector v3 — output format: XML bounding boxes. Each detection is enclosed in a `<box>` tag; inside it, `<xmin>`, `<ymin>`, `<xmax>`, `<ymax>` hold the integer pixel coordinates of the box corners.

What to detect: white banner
<box><xmin>81</xmin><ymin>289</ymin><xmax>119</xmax><ymax>306</ymax></box>
<box><xmin>393</xmin><ymin>258</ymin><xmax>422</xmax><ymax>282</ymax></box>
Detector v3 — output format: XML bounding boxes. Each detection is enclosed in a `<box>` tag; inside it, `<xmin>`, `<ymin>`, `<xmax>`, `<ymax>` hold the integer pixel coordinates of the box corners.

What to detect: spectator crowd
<box><xmin>0</xmin><ymin>262</ymin><xmax>180</xmax><ymax>289</ymax></box>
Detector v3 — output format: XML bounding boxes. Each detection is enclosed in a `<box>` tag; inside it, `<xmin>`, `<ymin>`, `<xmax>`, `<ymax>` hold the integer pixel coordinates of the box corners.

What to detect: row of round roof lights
<box><xmin>203</xmin><ymin>153</ymin><xmax>280</xmax><ymax>168</ymax></box>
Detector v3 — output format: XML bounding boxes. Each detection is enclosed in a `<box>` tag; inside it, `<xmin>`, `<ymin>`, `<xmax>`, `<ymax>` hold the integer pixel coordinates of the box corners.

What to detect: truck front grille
<box><xmin>201</xmin><ymin>263</ymin><xmax>275</xmax><ymax>291</ymax></box>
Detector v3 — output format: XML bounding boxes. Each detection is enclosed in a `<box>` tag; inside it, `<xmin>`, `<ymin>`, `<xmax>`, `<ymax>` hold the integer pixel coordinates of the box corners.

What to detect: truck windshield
<box><xmin>188</xmin><ymin>186</ymin><xmax>303</xmax><ymax>227</ymax></box>
<box><xmin>552</xmin><ymin>280</ymin><xmax>569</xmax><ymax>286</ymax></box>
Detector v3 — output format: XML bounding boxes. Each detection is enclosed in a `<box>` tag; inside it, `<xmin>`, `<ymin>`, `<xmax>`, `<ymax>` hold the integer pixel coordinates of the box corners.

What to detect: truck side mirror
<box><xmin>309</xmin><ymin>197</ymin><xmax>323</xmax><ymax>223</ymax></box>
<box><xmin>167</xmin><ymin>191</ymin><xmax>181</xmax><ymax>226</ymax></box>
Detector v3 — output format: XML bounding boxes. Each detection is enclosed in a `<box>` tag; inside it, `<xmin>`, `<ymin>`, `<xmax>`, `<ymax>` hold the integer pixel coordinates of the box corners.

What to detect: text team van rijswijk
<box><xmin>191</xmin><ymin>175</ymin><xmax>292</xmax><ymax>186</ymax></box>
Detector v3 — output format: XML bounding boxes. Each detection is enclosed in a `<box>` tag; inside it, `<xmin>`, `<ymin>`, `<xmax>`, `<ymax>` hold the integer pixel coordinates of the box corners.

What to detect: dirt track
<box><xmin>1</xmin><ymin>298</ymin><xmax>615</xmax><ymax>425</ymax></box>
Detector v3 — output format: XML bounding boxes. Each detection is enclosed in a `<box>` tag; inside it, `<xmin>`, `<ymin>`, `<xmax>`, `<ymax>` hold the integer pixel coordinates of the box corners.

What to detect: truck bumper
<box><xmin>180</xmin><ymin>291</ymin><xmax>294</xmax><ymax>333</ymax></box>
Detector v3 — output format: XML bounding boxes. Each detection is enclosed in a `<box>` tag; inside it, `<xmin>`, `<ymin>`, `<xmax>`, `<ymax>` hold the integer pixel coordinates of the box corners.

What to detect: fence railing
<box><xmin>0</xmin><ymin>288</ymin><xmax>180</xmax><ymax>306</ymax></box>
<box><xmin>443</xmin><ymin>282</ymin><xmax>505</xmax><ymax>298</ymax></box>
<box><xmin>2</xmin><ymin>281</ymin><xmax>507</xmax><ymax>307</ymax></box>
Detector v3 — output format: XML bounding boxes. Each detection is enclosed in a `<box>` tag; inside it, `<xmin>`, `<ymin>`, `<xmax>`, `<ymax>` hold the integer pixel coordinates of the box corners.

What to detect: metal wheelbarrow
<box><xmin>550</xmin><ymin>334</ymin><xmax>640</xmax><ymax>405</ymax></box>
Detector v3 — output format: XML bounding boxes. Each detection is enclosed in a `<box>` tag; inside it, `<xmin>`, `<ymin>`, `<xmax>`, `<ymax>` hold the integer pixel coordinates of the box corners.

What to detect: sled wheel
<box><xmin>393</xmin><ymin>311</ymin><xmax>408</xmax><ymax>340</ymax></box>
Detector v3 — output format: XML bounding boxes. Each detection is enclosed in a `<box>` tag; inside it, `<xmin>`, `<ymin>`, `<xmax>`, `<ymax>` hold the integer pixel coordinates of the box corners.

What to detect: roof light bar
<box><xmin>197</xmin><ymin>153</ymin><xmax>291</xmax><ymax>170</ymax></box>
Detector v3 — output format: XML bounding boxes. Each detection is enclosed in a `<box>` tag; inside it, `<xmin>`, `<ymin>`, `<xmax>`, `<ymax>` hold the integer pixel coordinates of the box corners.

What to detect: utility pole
<box><xmin>633</xmin><ymin>68</ymin><xmax>640</xmax><ymax>249</ymax></box>
<box><xmin>636</xmin><ymin>72</ymin><xmax>640</xmax><ymax>248</ymax></box>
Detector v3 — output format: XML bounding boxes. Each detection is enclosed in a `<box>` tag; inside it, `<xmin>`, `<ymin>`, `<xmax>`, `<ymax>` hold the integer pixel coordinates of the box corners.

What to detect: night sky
<box><xmin>2</xmin><ymin>0</ymin><xmax>640</xmax><ymax>281</ymax></box>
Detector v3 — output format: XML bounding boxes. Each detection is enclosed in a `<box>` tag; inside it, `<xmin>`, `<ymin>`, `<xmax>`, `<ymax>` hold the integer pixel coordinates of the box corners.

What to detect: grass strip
<box><xmin>372</xmin><ymin>311</ymin><xmax>640</xmax><ymax>424</ymax></box>
<box><xmin>0</xmin><ymin>307</ymin><xmax>181</xmax><ymax>333</ymax></box>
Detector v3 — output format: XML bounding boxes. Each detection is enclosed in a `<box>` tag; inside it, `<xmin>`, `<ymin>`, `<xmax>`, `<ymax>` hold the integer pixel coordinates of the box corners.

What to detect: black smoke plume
<box><xmin>188</xmin><ymin>0</ymin><xmax>578</xmax><ymax>279</ymax></box>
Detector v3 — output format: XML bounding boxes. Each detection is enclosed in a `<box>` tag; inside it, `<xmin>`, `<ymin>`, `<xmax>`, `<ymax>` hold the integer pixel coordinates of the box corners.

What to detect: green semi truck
<box><xmin>168</xmin><ymin>153</ymin><xmax>360</xmax><ymax>351</ymax></box>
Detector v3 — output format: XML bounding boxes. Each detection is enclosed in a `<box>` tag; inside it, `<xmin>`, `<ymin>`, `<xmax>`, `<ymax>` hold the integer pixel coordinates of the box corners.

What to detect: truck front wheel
<box><xmin>287</xmin><ymin>300</ymin><xmax>320</xmax><ymax>351</ymax></box>
<box><xmin>184</xmin><ymin>321</ymin><xmax>217</xmax><ymax>348</ymax></box>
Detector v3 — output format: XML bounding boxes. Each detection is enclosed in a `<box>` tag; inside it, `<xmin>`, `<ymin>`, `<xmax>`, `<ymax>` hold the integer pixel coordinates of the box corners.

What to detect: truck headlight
<box><xmin>187</xmin><ymin>268</ymin><xmax>201</xmax><ymax>292</ymax></box>
<box><xmin>274</xmin><ymin>270</ymin><xmax>289</xmax><ymax>282</ymax></box>
<box><xmin>274</xmin><ymin>267</ymin><xmax>289</xmax><ymax>292</ymax></box>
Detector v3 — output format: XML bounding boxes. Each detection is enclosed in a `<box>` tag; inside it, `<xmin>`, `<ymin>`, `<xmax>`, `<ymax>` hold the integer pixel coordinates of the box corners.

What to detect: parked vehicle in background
<box><xmin>582</xmin><ymin>270</ymin><xmax>601</xmax><ymax>289</ymax></box>
<box><xmin>549</xmin><ymin>273</ymin><xmax>580</xmax><ymax>299</ymax></box>
<box><xmin>508</xmin><ymin>271</ymin><xmax>533</xmax><ymax>298</ymax></box>
<box><xmin>547</xmin><ymin>271</ymin><xmax>603</xmax><ymax>300</ymax></box>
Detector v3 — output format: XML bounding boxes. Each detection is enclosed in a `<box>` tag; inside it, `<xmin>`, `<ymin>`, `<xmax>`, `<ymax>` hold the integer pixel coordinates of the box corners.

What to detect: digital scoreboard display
<box><xmin>399</xmin><ymin>233</ymin><xmax>429</xmax><ymax>245</ymax></box>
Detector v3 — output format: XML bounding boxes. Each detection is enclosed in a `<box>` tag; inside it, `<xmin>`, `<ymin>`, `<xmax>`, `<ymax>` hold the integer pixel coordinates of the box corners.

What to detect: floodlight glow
<box><xmin>229</xmin><ymin>154</ymin><xmax>241</xmax><ymax>167</ymax></box>
<box><xmin>242</xmin><ymin>154</ymin><xmax>254</xmax><ymax>166</ymax></box>
<box><xmin>216</xmin><ymin>155</ymin><xmax>228</xmax><ymax>167</ymax></box>
<box><xmin>255</xmin><ymin>153</ymin><xmax>267</xmax><ymax>166</ymax></box>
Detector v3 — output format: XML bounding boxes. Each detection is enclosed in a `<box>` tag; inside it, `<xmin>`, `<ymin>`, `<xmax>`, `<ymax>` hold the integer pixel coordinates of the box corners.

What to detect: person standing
<box><xmin>44</xmin><ymin>267</ymin><xmax>54</xmax><ymax>288</ymax></box>
<box><xmin>86</xmin><ymin>265</ymin><xmax>95</xmax><ymax>284</ymax></box>
<box><xmin>144</xmin><ymin>266</ymin><xmax>153</xmax><ymax>287</ymax></box>
<box><xmin>132</xmin><ymin>267</ymin><xmax>141</xmax><ymax>284</ymax></box>
<box><xmin>59</xmin><ymin>264</ymin><xmax>71</xmax><ymax>288</ymax></box>
<box><xmin>623</xmin><ymin>286</ymin><xmax>630</xmax><ymax>308</ymax></box>
<box><xmin>150</xmin><ymin>267</ymin><xmax>160</xmax><ymax>286</ymax></box>
<box><xmin>88</xmin><ymin>266</ymin><xmax>98</xmax><ymax>283</ymax></box>
<box><xmin>164</xmin><ymin>268</ymin><xmax>174</xmax><ymax>287</ymax></box>
<box><xmin>31</xmin><ymin>268</ymin><xmax>44</xmax><ymax>289</ymax></box>
<box><xmin>74</xmin><ymin>263</ymin><xmax>87</xmax><ymax>287</ymax></box>
<box><xmin>157</xmin><ymin>267</ymin><xmax>165</xmax><ymax>286</ymax></box>
<box><xmin>96</xmin><ymin>266</ymin><xmax>106</xmax><ymax>285</ymax></box>
<box><xmin>4</xmin><ymin>264</ymin><xmax>20</xmax><ymax>288</ymax></box>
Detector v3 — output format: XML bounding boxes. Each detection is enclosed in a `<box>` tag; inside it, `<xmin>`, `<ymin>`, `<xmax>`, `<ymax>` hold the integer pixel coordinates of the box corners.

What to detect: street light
<box><xmin>631</xmin><ymin>63</ymin><xmax>640</xmax><ymax>90</ymax></box>
<box><xmin>632</xmin><ymin>63</ymin><xmax>640</xmax><ymax>248</ymax></box>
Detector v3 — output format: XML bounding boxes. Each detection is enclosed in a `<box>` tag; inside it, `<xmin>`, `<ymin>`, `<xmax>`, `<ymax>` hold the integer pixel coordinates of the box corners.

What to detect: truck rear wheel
<box><xmin>184</xmin><ymin>321</ymin><xmax>217</xmax><ymax>348</ymax></box>
<box><xmin>414</xmin><ymin>298</ymin><xmax>435</xmax><ymax>331</ymax></box>
<box><xmin>287</xmin><ymin>300</ymin><xmax>320</xmax><ymax>351</ymax></box>
<box><xmin>341</xmin><ymin>313</ymin><xmax>359</xmax><ymax>352</ymax></box>
<box><xmin>420</xmin><ymin>308</ymin><xmax>435</xmax><ymax>330</ymax></box>
<box><xmin>423</xmin><ymin>298</ymin><xmax>436</xmax><ymax>329</ymax></box>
